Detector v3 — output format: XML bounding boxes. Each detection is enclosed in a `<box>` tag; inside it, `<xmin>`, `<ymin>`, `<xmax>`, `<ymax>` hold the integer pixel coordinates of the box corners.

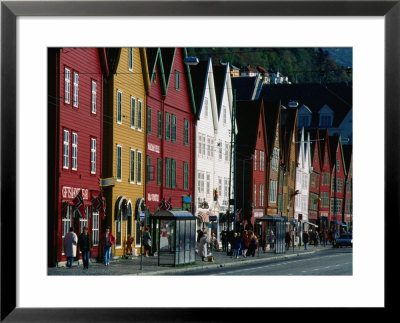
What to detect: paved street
<box><xmin>48</xmin><ymin>244</ymin><xmax>351</xmax><ymax>276</ymax></box>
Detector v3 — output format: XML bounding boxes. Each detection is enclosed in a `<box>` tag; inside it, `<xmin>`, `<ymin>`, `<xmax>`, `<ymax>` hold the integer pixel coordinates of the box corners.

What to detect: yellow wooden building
<box><xmin>103</xmin><ymin>48</ymin><xmax>150</xmax><ymax>258</ymax></box>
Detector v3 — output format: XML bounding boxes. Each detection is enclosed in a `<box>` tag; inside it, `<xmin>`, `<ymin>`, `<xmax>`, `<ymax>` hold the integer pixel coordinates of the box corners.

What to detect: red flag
<box><xmin>72</xmin><ymin>190</ymin><xmax>86</xmax><ymax>218</ymax></box>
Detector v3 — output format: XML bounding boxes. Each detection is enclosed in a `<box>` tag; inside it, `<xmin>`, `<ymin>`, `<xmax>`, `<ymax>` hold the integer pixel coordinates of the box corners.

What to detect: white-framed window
<box><xmin>269</xmin><ymin>180</ymin><xmax>277</xmax><ymax>203</ymax></box>
<box><xmin>319</xmin><ymin>115</ymin><xmax>332</xmax><ymax>127</ymax></box>
<box><xmin>223</xmin><ymin>106</ymin><xmax>227</xmax><ymax>125</ymax></box>
<box><xmin>336</xmin><ymin>158</ymin><xmax>340</xmax><ymax>172</ymax></box>
<box><xmin>206</xmin><ymin>172</ymin><xmax>211</xmax><ymax>195</ymax></box>
<box><xmin>137</xmin><ymin>150</ymin><xmax>142</xmax><ymax>184</ymax></box>
<box><xmin>260</xmin><ymin>150</ymin><xmax>264</xmax><ymax>171</ymax></box>
<box><xmin>73</xmin><ymin>72</ymin><xmax>79</xmax><ymax>107</ymax></box>
<box><xmin>62</xmin><ymin>205</ymin><xmax>72</xmax><ymax>254</ymax></box>
<box><xmin>130</xmin><ymin>148</ymin><xmax>135</xmax><ymax>183</ymax></box>
<box><xmin>218</xmin><ymin>141</ymin><xmax>223</xmax><ymax>160</ymax></box>
<box><xmin>210</xmin><ymin>138</ymin><xmax>214</xmax><ymax>158</ymax></box>
<box><xmin>272</xmin><ymin>148</ymin><xmax>279</xmax><ymax>171</ymax></box>
<box><xmin>117</xmin><ymin>90</ymin><xmax>122</xmax><ymax>124</ymax></box>
<box><xmin>63</xmin><ymin>129</ymin><xmax>70</xmax><ymax>169</ymax></box>
<box><xmin>128</xmin><ymin>48</ymin><xmax>133</xmax><ymax>71</ymax></box>
<box><xmin>207</xmin><ymin>137</ymin><xmax>212</xmax><ymax>158</ymax></box>
<box><xmin>224</xmin><ymin>178</ymin><xmax>228</xmax><ymax>198</ymax></box>
<box><xmin>260</xmin><ymin>184</ymin><xmax>264</xmax><ymax>206</ymax></box>
<box><xmin>80</xmin><ymin>213</ymin><xmax>88</xmax><ymax>234</ymax></box>
<box><xmin>90</xmin><ymin>138</ymin><xmax>96</xmax><ymax>174</ymax></box>
<box><xmin>204</xmin><ymin>97</ymin><xmax>209</xmax><ymax>118</ymax></box>
<box><xmin>130</xmin><ymin>96</ymin><xmax>136</xmax><ymax>129</ymax></box>
<box><xmin>91</xmin><ymin>81</ymin><xmax>97</xmax><ymax>114</ymax></box>
<box><xmin>254</xmin><ymin>183</ymin><xmax>257</xmax><ymax>205</ymax></box>
<box><xmin>137</xmin><ymin>99</ymin><xmax>143</xmax><ymax>131</ymax></box>
<box><xmin>71</xmin><ymin>132</ymin><xmax>78</xmax><ymax>170</ymax></box>
<box><xmin>197</xmin><ymin>171</ymin><xmax>205</xmax><ymax>194</ymax></box>
<box><xmin>175</xmin><ymin>70</ymin><xmax>180</xmax><ymax>90</ymax></box>
<box><xmin>254</xmin><ymin>150</ymin><xmax>257</xmax><ymax>170</ymax></box>
<box><xmin>116</xmin><ymin>145</ymin><xmax>122</xmax><ymax>181</ymax></box>
<box><xmin>225</xmin><ymin>142</ymin><xmax>229</xmax><ymax>162</ymax></box>
<box><xmin>92</xmin><ymin>211</ymin><xmax>99</xmax><ymax>246</ymax></box>
<box><xmin>64</xmin><ymin>68</ymin><xmax>71</xmax><ymax>104</ymax></box>
<box><xmin>218</xmin><ymin>177</ymin><xmax>222</xmax><ymax>197</ymax></box>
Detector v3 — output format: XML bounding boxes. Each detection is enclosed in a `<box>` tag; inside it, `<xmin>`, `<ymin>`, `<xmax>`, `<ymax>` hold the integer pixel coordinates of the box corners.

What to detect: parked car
<box><xmin>334</xmin><ymin>233</ymin><xmax>352</xmax><ymax>248</ymax></box>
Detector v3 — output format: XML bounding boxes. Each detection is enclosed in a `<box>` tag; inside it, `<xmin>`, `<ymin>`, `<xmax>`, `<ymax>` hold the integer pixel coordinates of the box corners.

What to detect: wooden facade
<box><xmin>102</xmin><ymin>48</ymin><xmax>150</xmax><ymax>257</ymax></box>
<box><xmin>318</xmin><ymin>129</ymin><xmax>332</xmax><ymax>231</ymax></box>
<box><xmin>48</xmin><ymin>48</ymin><xmax>106</xmax><ymax>266</ymax></box>
<box><xmin>308</xmin><ymin>129</ymin><xmax>322</xmax><ymax>224</ymax></box>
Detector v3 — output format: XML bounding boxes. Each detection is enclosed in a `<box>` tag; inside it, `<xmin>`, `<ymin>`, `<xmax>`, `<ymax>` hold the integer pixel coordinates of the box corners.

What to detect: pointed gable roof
<box><xmin>212</xmin><ymin>63</ymin><xmax>228</xmax><ymax>118</ymax></box>
<box><xmin>236</xmin><ymin>99</ymin><xmax>265</xmax><ymax>156</ymax></box>
<box><xmin>146</xmin><ymin>47</ymin><xmax>167</xmax><ymax>95</ymax></box>
<box><xmin>318</xmin><ymin>128</ymin><xmax>331</xmax><ymax>168</ymax></box>
<box><xmin>309</xmin><ymin>128</ymin><xmax>322</xmax><ymax>172</ymax></box>
<box><xmin>231</xmin><ymin>76</ymin><xmax>263</xmax><ymax>101</ymax></box>
<box><xmin>329</xmin><ymin>134</ymin><xmax>347</xmax><ymax>175</ymax></box>
<box><xmin>263</xmin><ymin>100</ymin><xmax>281</xmax><ymax>157</ymax></box>
<box><xmin>342</xmin><ymin>144</ymin><xmax>352</xmax><ymax>175</ymax></box>
<box><xmin>105</xmin><ymin>48</ymin><xmax>121</xmax><ymax>76</ymax></box>
<box><xmin>190</xmin><ymin>59</ymin><xmax>211</xmax><ymax>119</ymax></box>
<box><xmin>280</xmin><ymin>108</ymin><xmax>298</xmax><ymax>166</ymax></box>
<box><xmin>160</xmin><ymin>47</ymin><xmax>176</xmax><ymax>95</ymax></box>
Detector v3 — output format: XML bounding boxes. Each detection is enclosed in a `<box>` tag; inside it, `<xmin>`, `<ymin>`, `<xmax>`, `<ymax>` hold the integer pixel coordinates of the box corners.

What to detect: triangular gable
<box><xmin>299</xmin><ymin>104</ymin><xmax>312</xmax><ymax>115</ymax></box>
<box><xmin>319</xmin><ymin>104</ymin><xmax>334</xmax><ymax>114</ymax></box>
<box><xmin>146</xmin><ymin>48</ymin><xmax>167</xmax><ymax>96</ymax></box>
<box><xmin>263</xmin><ymin>100</ymin><xmax>281</xmax><ymax>157</ymax></box>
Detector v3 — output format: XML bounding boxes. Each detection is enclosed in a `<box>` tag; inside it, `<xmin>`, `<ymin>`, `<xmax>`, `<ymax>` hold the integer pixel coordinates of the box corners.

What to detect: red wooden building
<box><xmin>318</xmin><ymin>129</ymin><xmax>332</xmax><ymax>233</ymax></box>
<box><xmin>48</xmin><ymin>48</ymin><xmax>108</xmax><ymax>267</ymax></box>
<box><xmin>329</xmin><ymin>134</ymin><xmax>347</xmax><ymax>232</ymax></box>
<box><xmin>343</xmin><ymin>145</ymin><xmax>353</xmax><ymax>231</ymax></box>
<box><xmin>235</xmin><ymin>99</ymin><xmax>268</xmax><ymax>230</ymax></box>
<box><xmin>145</xmin><ymin>48</ymin><xmax>196</xmax><ymax>216</ymax></box>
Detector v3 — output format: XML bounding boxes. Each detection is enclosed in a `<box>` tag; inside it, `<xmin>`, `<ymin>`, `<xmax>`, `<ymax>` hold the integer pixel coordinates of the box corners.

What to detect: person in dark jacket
<box><xmin>231</xmin><ymin>233</ymin><xmax>242</xmax><ymax>258</ymax></box>
<box><xmin>303</xmin><ymin>231</ymin><xmax>309</xmax><ymax>250</ymax></box>
<box><xmin>77</xmin><ymin>227</ymin><xmax>93</xmax><ymax>269</ymax></box>
<box><xmin>247</xmin><ymin>231</ymin><xmax>257</xmax><ymax>257</ymax></box>
<box><xmin>220</xmin><ymin>226</ymin><xmax>228</xmax><ymax>251</ymax></box>
<box><xmin>285</xmin><ymin>232</ymin><xmax>291</xmax><ymax>250</ymax></box>
<box><xmin>143</xmin><ymin>227</ymin><xmax>152</xmax><ymax>257</ymax></box>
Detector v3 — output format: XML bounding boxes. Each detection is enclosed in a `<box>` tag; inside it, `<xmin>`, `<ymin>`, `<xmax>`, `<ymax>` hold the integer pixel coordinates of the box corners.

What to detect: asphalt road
<box><xmin>172</xmin><ymin>248</ymin><xmax>352</xmax><ymax>276</ymax></box>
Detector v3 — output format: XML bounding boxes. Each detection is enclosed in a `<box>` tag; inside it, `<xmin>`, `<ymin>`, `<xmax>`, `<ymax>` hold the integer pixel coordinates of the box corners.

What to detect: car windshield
<box><xmin>340</xmin><ymin>234</ymin><xmax>352</xmax><ymax>239</ymax></box>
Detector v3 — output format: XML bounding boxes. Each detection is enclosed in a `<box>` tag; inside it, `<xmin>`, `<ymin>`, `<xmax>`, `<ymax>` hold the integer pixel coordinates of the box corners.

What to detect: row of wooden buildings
<box><xmin>48</xmin><ymin>48</ymin><xmax>352</xmax><ymax>266</ymax></box>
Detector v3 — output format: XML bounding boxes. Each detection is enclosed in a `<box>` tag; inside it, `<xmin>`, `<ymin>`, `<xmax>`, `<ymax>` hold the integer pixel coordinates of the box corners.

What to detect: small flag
<box><xmin>72</xmin><ymin>190</ymin><xmax>86</xmax><ymax>218</ymax></box>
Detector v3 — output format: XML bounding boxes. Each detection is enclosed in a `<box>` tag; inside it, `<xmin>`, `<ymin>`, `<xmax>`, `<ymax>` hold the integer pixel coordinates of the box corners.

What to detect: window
<box><xmin>223</xmin><ymin>106</ymin><xmax>227</xmax><ymax>125</ymax></box>
<box><xmin>137</xmin><ymin>151</ymin><xmax>142</xmax><ymax>184</ymax></box>
<box><xmin>272</xmin><ymin>148</ymin><xmax>279</xmax><ymax>171</ymax></box>
<box><xmin>260</xmin><ymin>151</ymin><xmax>264</xmax><ymax>171</ymax></box>
<box><xmin>330</xmin><ymin>198</ymin><xmax>342</xmax><ymax>214</ymax></box>
<box><xmin>128</xmin><ymin>48</ymin><xmax>133</xmax><ymax>71</ymax></box>
<box><xmin>260</xmin><ymin>184</ymin><xmax>264</xmax><ymax>206</ymax></box>
<box><xmin>73</xmin><ymin>72</ymin><xmax>79</xmax><ymax>107</ymax></box>
<box><xmin>324</xmin><ymin>172</ymin><xmax>330</xmax><ymax>185</ymax></box>
<box><xmin>311</xmin><ymin>173</ymin><xmax>315</xmax><ymax>187</ymax></box>
<box><xmin>336</xmin><ymin>158</ymin><xmax>340</xmax><ymax>172</ymax></box>
<box><xmin>152</xmin><ymin>71</ymin><xmax>157</xmax><ymax>83</ymax></box>
<box><xmin>175</xmin><ymin>70</ymin><xmax>180</xmax><ymax>90</ymax></box>
<box><xmin>298</xmin><ymin>115</ymin><xmax>310</xmax><ymax>128</ymax></box>
<box><xmin>90</xmin><ymin>138</ymin><xmax>96</xmax><ymax>174</ymax></box>
<box><xmin>130</xmin><ymin>96</ymin><xmax>136</xmax><ymax>128</ymax></box>
<box><xmin>197</xmin><ymin>172</ymin><xmax>205</xmax><ymax>194</ymax></box>
<box><xmin>337</xmin><ymin>178</ymin><xmax>343</xmax><ymax>192</ymax></box>
<box><xmin>92</xmin><ymin>212</ymin><xmax>99</xmax><ymax>246</ymax></box>
<box><xmin>62</xmin><ymin>205</ymin><xmax>72</xmax><ymax>253</ymax></box>
<box><xmin>146</xmin><ymin>155</ymin><xmax>151</xmax><ymax>183</ymax></box>
<box><xmin>218</xmin><ymin>177</ymin><xmax>222</xmax><ymax>198</ymax></box>
<box><xmin>310</xmin><ymin>193</ymin><xmax>319</xmax><ymax>211</ymax></box>
<box><xmin>207</xmin><ymin>137</ymin><xmax>212</xmax><ymax>158</ymax></box>
<box><xmin>183</xmin><ymin>162</ymin><xmax>188</xmax><ymax>190</ymax></box>
<box><xmin>269</xmin><ymin>180</ymin><xmax>277</xmax><ymax>203</ymax></box>
<box><xmin>63</xmin><ymin>130</ymin><xmax>69</xmax><ymax>169</ymax></box>
<box><xmin>171</xmin><ymin>159</ymin><xmax>176</xmax><ymax>188</ymax></box>
<box><xmin>117</xmin><ymin>90</ymin><xmax>122</xmax><ymax>124</ymax></box>
<box><xmin>254</xmin><ymin>184</ymin><xmax>257</xmax><ymax>205</ymax></box>
<box><xmin>204</xmin><ymin>98</ymin><xmax>209</xmax><ymax>118</ymax></box>
<box><xmin>158</xmin><ymin>112</ymin><xmax>163</xmax><ymax>138</ymax></box>
<box><xmin>210</xmin><ymin>139</ymin><xmax>214</xmax><ymax>157</ymax></box>
<box><xmin>116</xmin><ymin>145</ymin><xmax>122</xmax><ymax>181</ymax></box>
<box><xmin>224</xmin><ymin>178</ymin><xmax>229</xmax><ymax>198</ymax></box>
<box><xmin>130</xmin><ymin>149</ymin><xmax>135</xmax><ymax>183</ymax></box>
<box><xmin>147</xmin><ymin>107</ymin><xmax>152</xmax><ymax>134</ymax></box>
<box><xmin>71</xmin><ymin>132</ymin><xmax>78</xmax><ymax>170</ymax></box>
<box><xmin>157</xmin><ymin>158</ymin><xmax>162</xmax><ymax>186</ymax></box>
<box><xmin>206</xmin><ymin>173</ymin><xmax>211</xmax><ymax>195</ymax></box>
<box><xmin>320</xmin><ymin>115</ymin><xmax>332</xmax><ymax>127</ymax></box>
<box><xmin>91</xmin><ymin>81</ymin><xmax>97</xmax><ymax>114</ymax></box>
<box><xmin>64</xmin><ymin>68</ymin><xmax>71</xmax><ymax>104</ymax></box>
<box><xmin>254</xmin><ymin>150</ymin><xmax>257</xmax><ymax>170</ymax></box>
<box><xmin>80</xmin><ymin>213</ymin><xmax>88</xmax><ymax>233</ymax></box>
<box><xmin>184</xmin><ymin>119</ymin><xmax>189</xmax><ymax>145</ymax></box>
<box><xmin>225</xmin><ymin>142</ymin><xmax>229</xmax><ymax>162</ymax></box>
<box><xmin>166</xmin><ymin>113</ymin><xmax>171</xmax><ymax>141</ymax></box>
<box><xmin>138</xmin><ymin>100</ymin><xmax>142</xmax><ymax>131</ymax></box>
<box><xmin>218</xmin><ymin>141</ymin><xmax>223</xmax><ymax>160</ymax></box>
<box><xmin>322</xmin><ymin>192</ymin><xmax>329</xmax><ymax>207</ymax></box>
<box><xmin>172</xmin><ymin>115</ymin><xmax>177</xmax><ymax>142</ymax></box>
<box><xmin>165</xmin><ymin>158</ymin><xmax>171</xmax><ymax>187</ymax></box>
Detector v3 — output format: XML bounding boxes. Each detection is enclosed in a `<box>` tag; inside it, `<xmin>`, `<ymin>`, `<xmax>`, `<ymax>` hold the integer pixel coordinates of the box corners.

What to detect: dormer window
<box><xmin>298</xmin><ymin>104</ymin><xmax>312</xmax><ymax>128</ymax></box>
<box><xmin>319</xmin><ymin>115</ymin><xmax>332</xmax><ymax>127</ymax></box>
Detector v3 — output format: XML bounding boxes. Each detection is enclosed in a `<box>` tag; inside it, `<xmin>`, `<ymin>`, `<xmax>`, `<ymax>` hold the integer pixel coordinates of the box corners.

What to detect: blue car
<box><xmin>334</xmin><ymin>233</ymin><xmax>352</xmax><ymax>248</ymax></box>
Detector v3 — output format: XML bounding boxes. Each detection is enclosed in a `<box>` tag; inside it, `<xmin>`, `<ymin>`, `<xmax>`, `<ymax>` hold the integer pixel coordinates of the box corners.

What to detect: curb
<box><xmin>128</xmin><ymin>248</ymin><xmax>326</xmax><ymax>276</ymax></box>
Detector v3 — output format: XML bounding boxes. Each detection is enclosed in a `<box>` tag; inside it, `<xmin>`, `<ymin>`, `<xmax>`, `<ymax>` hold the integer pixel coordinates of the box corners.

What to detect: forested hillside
<box><xmin>187</xmin><ymin>47</ymin><xmax>352</xmax><ymax>84</ymax></box>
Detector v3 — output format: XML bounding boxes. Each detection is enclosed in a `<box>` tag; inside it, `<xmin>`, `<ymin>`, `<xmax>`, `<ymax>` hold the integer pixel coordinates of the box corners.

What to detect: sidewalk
<box><xmin>47</xmin><ymin>244</ymin><xmax>333</xmax><ymax>276</ymax></box>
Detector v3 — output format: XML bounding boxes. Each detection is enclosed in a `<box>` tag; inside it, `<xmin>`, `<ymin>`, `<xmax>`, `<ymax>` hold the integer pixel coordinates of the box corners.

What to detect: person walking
<box><xmin>303</xmin><ymin>231</ymin><xmax>309</xmax><ymax>250</ymax></box>
<box><xmin>143</xmin><ymin>227</ymin><xmax>152</xmax><ymax>257</ymax></box>
<box><xmin>242</xmin><ymin>230</ymin><xmax>250</xmax><ymax>257</ymax></box>
<box><xmin>247</xmin><ymin>231</ymin><xmax>258</xmax><ymax>257</ymax></box>
<box><xmin>198</xmin><ymin>232</ymin><xmax>208</xmax><ymax>261</ymax></box>
<box><xmin>77</xmin><ymin>226</ymin><xmax>93</xmax><ymax>270</ymax></box>
<box><xmin>324</xmin><ymin>231</ymin><xmax>328</xmax><ymax>247</ymax></box>
<box><xmin>285</xmin><ymin>232</ymin><xmax>291</xmax><ymax>250</ymax></box>
<box><xmin>101</xmin><ymin>226</ymin><xmax>115</xmax><ymax>266</ymax></box>
<box><xmin>220</xmin><ymin>226</ymin><xmax>228</xmax><ymax>252</ymax></box>
<box><xmin>314</xmin><ymin>231</ymin><xmax>319</xmax><ymax>247</ymax></box>
<box><xmin>64</xmin><ymin>227</ymin><xmax>78</xmax><ymax>268</ymax></box>
<box><xmin>231</xmin><ymin>233</ymin><xmax>242</xmax><ymax>259</ymax></box>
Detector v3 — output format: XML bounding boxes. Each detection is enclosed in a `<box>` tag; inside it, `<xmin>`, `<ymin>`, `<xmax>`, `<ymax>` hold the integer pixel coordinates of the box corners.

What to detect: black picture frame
<box><xmin>1</xmin><ymin>0</ymin><xmax>396</xmax><ymax>321</ymax></box>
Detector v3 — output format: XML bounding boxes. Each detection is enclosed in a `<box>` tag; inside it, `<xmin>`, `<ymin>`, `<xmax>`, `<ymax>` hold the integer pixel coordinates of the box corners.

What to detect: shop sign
<box><xmin>147</xmin><ymin>193</ymin><xmax>159</xmax><ymax>202</ymax></box>
<box><xmin>147</xmin><ymin>143</ymin><xmax>160</xmax><ymax>154</ymax></box>
<box><xmin>99</xmin><ymin>177</ymin><xmax>115</xmax><ymax>187</ymax></box>
<box><xmin>62</xmin><ymin>186</ymin><xmax>88</xmax><ymax>200</ymax></box>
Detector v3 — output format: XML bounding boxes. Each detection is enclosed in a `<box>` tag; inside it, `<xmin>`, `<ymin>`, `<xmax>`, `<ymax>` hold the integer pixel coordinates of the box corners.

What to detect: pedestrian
<box><xmin>314</xmin><ymin>231</ymin><xmax>319</xmax><ymax>247</ymax></box>
<box><xmin>242</xmin><ymin>230</ymin><xmax>250</xmax><ymax>257</ymax></box>
<box><xmin>143</xmin><ymin>227</ymin><xmax>152</xmax><ymax>257</ymax></box>
<box><xmin>101</xmin><ymin>226</ymin><xmax>115</xmax><ymax>266</ymax></box>
<box><xmin>324</xmin><ymin>231</ymin><xmax>328</xmax><ymax>247</ymax></box>
<box><xmin>247</xmin><ymin>231</ymin><xmax>257</xmax><ymax>257</ymax></box>
<box><xmin>198</xmin><ymin>232</ymin><xmax>208</xmax><ymax>261</ymax></box>
<box><xmin>231</xmin><ymin>233</ymin><xmax>242</xmax><ymax>259</ymax></box>
<box><xmin>64</xmin><ymin>227</ymin><xmax>78</xmax><ymax>268</ymax></box>
<box><xmin>285</xmin><ymin>232</ymin><xmax>291</xmax><ymax>250</ymax></box>
<box><xmin>303</xmin><ymin>231</ymin><xmax>309</xmax><ymax>250</ymax></box>
<box><xmin>77</xmin><ymin>226</ymin><xmax>93</xmax><ymax>269</ymax></box>
<box><xmin>211</xmin><ymin>233</ymin><xmax>219</xmax><ymax>251</ymax></box>
<box><xmin>220</xmin><ymin>226</ymin><xmax>228</xmax><ymax>251</ymax></box>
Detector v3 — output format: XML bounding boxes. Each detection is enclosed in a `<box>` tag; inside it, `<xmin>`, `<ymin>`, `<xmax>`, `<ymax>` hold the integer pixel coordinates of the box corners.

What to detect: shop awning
<box><xmin>331</xmin><ymin>220</ymin><xmax>347</xmax><ymax>227</ymax></box>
